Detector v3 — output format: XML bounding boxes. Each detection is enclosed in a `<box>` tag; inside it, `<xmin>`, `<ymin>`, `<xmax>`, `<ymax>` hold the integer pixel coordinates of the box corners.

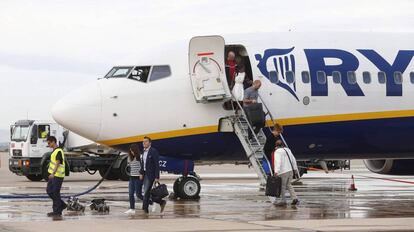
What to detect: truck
<box><xmin>8</xmin><ymin>119</ymin><xmax>130</xmax><ymax>181</ymax></box>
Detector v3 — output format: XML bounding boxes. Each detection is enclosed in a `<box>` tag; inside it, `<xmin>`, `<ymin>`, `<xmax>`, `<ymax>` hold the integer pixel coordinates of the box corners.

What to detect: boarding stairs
<box><xmin>230</xmin><ymin>94</ymin><xmax>290</xmax><ymax>186</ymax></box>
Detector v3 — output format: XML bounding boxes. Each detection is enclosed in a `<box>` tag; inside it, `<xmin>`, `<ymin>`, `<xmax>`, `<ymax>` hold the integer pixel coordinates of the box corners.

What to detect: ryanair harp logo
<box><xmin>255</xmin><ymin>47</ymin><xmax>299</xmax><ymax>101</ymax></box>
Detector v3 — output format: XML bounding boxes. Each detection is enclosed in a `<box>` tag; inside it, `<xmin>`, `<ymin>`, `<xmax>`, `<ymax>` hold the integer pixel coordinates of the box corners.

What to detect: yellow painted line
<box><xmin>276</xmin><ymin>109</ymin><xmax>414</xmax><ymax>126</ymax></box>
<box><xmin>98</xmin><ymin>109</ymin><xmax>414</xmax><ymax>146</ymax></box>
<box><xmin>99</xmin><ymin>125</ymin><xmax>218</xmax><ymax>146</ymax></box>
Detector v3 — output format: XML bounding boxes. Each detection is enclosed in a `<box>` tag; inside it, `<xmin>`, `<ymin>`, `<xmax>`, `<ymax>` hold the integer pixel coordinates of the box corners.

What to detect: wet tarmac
<box><xmin>1</xmin><ymin>153</ymin><xmax>414</xmax><ymax>231</ymax></box>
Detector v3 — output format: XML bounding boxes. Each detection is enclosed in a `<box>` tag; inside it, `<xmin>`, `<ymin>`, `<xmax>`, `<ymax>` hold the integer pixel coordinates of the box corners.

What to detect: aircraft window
<box><xmin>286</xmin><ymin>71</ymin><xmax>295</xmax><ymax>84</ymax></box>
<box><xmin>394</xmin><ymin>71</ymin><xmax>403</xmax><ymax>84</ymax></box>
<box><xmin>363</xmin><ymin>71</ymin><xmax>371</xmax><ymax>84</ymax></box>
<box><xmin>129</xmin><ymin>66</ymin><xmax>151</xmax><ymax>83</ymax></box>
<box><xmin>149</xmin><ymin>65</ymin><xmax>171</xmax><ymax>82</ymax></box>
<box><xmin>347</xmin><ymin>71</ymin><xmax>357</xmax><ymax>84</ymax></box>
<box><xmin>301</xmin><ymin>71</ymin><xmax>310</xmax><ymax>83</ymax></box>
<box><xmin>269</xmin><ymin>71</ymin><xmax>279</xmax><ymax>84</ymax></box>
<box><xmin>332</xmin><ymin>71</ymin><xmax>341</xmax><ymax>83</ymax></box>
<box><xmin>317</xmin><ymin>71</ymin><xmax>326</xmax><ymax>84</ymax></box>
<box><xmin>378</xmin><ymin>71</ymin><xmax>386</xmax><ymax>84</ymax></box>
<box><xmin>105</xmin><ymin>66</ymin><xmax>133</xmax><ymax>78</ymax></box>
<box><xmin>410</xmin><ymin>72</ymin><xmax>414</xmax><ymax>84</ymax></box>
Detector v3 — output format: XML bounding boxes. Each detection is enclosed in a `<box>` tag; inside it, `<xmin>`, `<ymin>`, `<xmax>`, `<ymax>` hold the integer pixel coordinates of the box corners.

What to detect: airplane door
<box><xmin>189</xmin><ymin>36</ymin><xmax>231</xmax><ymax>103</ymax></box>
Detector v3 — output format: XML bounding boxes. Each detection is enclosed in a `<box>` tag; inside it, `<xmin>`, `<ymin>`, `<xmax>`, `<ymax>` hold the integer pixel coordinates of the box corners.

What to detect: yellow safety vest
<box><xmin>48</xmin><ymin>148</ymin><xmax>65</xmax><ymax>178</ymax></box>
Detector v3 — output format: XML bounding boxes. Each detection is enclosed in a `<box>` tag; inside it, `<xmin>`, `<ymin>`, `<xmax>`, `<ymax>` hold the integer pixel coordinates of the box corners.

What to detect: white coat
<box><xmin>273</xmin><ymin>147</ymin><xmax>299</xmax><ymax>175</ymax></box>
<box><xmin>232</xmin><ymin>72</ymin><xmax>245</xmax><ymax>101</ymax></box>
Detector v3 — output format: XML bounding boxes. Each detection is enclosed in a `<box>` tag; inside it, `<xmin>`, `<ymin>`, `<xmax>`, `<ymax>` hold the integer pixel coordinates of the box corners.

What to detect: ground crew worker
<box><xmin>46</xmin><ymin>136</ymin><xmax>67</xmax><ymax>217</ymax></box>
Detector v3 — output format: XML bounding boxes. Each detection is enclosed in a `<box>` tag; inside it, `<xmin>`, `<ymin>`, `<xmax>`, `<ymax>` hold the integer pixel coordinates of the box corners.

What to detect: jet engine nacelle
<box><xmin>363</xmin><ymin>159</ymin><xmax>414</xmax><ymax>175</ymax></box>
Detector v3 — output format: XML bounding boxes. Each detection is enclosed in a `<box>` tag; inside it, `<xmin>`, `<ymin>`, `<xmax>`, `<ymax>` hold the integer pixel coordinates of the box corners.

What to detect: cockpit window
<box><xmin>104</xmin><ymin>65</ymin><xmax>171</xmax><ymax>83</ymax></box>
<box><xmin>105</xmin><ymin>67</ymin><xmax>133</xmax><ymax>78</ymax></box>
<box><xmin>129</xmin><ymin>66</ymin><xmax>151</xmax><ymax>83</ymax></box>
<box><xmin>149</xmin><ymin>65</ymin><xmax>171</xmax><ymax>82</ymax></box>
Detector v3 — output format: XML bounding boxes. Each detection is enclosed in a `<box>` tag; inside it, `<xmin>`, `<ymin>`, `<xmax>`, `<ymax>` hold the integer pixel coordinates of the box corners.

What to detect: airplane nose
<box><xmin>52</xmin><ymin>82</ymin><xmax>102</xmax><ymax>141</ymax></box>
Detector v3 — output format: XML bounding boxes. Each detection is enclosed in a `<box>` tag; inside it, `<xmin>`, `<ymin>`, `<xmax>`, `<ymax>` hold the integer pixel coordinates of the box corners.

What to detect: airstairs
<box><xmin>230</xmin><ymin>95</ymin><xmax>290</xmax><ymax>186</ymax></box>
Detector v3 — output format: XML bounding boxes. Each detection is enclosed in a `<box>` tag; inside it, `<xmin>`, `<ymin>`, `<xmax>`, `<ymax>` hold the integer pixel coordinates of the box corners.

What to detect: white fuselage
<box><xmin>52</xmin><ymin>32</ymin><xmax>414</xmax><ymax>161</ymax></box>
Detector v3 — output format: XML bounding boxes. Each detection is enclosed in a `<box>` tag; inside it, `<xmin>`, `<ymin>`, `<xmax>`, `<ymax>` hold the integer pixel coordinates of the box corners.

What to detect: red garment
<box><xmin>271</xmin><ymin>151</ymin><xmax>275</xmax><ymax>172</ymax></box>
<box><xmin>226</xmin><ymin>60</ymin><xmax>236</xmax><ymax>81</ymax></box>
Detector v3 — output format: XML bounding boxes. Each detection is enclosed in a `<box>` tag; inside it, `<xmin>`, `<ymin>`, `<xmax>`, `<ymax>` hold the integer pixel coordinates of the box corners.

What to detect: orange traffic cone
<box><xmin>348</xmin><ymin>175</ymin><xmax>357</xmax><ymax>191</ymax></box>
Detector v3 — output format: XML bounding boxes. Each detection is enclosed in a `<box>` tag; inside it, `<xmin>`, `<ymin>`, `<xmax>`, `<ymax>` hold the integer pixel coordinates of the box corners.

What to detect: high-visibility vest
<box><xmin>48</xmin><ymin>148</ymin><xmax>65</xmax><ymax>178</ymax></box>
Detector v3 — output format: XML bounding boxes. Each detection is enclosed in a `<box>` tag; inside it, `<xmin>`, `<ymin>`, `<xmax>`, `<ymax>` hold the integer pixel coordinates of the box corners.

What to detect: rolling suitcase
<box><xmin>265</xmin><ymin>175</ymin><xmax>282</xmax><ymax>197</ymax></box>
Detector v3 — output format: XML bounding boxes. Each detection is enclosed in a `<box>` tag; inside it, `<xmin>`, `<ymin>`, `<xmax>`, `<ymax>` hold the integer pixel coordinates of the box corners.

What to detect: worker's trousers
<box><xmin>46</xmin><ymin>177</ymin><xmax>65</xmax><ymax>213</ymax></box>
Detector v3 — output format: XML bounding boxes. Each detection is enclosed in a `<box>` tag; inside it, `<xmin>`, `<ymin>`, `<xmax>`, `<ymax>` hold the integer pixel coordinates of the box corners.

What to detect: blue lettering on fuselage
<box><xmin>358</xmin><ymin>50</ymin><xmax>414</xmax><ymax>96</ymax></box>
<box><xmin>304</xmin><ymin>49</ymin><xmax>364</xmax><ymax>96</ymax></box>
<box><xmin>255</xmin><ymin>48</ymin><xmax>414</xmax><ymax>99</ymax></box>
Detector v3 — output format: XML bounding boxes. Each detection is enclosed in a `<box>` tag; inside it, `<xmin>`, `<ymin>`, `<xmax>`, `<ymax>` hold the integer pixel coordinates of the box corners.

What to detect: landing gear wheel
<box><xmin>178</xmin><ymin>176</ymin><xmax>201</xmax><ymax>199</ymax></box>
<box><xmin>99</xmin><ymin>167</ymin><xmax>119</xmax><ymax>180</ymax></box>
<box><xmin>26</xmin><ymin>174</ymin><xmax>43</xmax><ymax>181</ymax></box>
<box><xmin>297</xmin><ymin>161</ymin><xmax>307</xmax><ymax>177</ymax></box>
<box><xmin>173</xmin><ymin>178</ymin><xmax>182</xmax><ymax>197</ymax></box>
<box><xmin>119</xmin><ymin>159</ymin><xmax>129</xmax><ymax>181</ymax></box>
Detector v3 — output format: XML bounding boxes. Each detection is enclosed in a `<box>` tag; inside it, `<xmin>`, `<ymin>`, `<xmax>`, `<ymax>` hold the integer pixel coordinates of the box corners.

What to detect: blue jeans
<box><xmin>128</xmin><ymin>177</ymin><xmax>143</xmax><ymax>209</ymax></box>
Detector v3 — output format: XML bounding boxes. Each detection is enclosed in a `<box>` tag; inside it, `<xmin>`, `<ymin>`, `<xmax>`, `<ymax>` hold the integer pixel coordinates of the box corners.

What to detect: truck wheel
<box><xmin>26</xmin><ymin>174</ymin><xmax>43</xmax><ymax>181</ymax></box>
<box><xmin>119</xmin><ymin>159</ymin><xmax>129</xmax><ymax>181</ymax></box>
<box><xmin>99</xmin><ymin>167</ymin><xmax>119</xmax><ymax>180</ymax></box>
<box><xmin>178</xmin><ymin>176</ymin><xmax>200</xmax><ymax>199</ymax></box>
<box><xmin>42</xmin><ymin>161</ymin><xmax>50</xmax><ymax>181</ymax></box>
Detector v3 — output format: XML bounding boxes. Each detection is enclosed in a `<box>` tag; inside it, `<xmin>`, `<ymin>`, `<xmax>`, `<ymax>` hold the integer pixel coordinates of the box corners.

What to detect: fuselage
<box><xmin>52</xmin><ymin>32</ymin><xmax>414</xmax><ymax>162</ymax></box>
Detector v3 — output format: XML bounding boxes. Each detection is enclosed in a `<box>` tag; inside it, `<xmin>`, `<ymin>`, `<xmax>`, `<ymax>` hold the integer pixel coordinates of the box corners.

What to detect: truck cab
<box><xmin>9</xmin><ymin>120</ymin><xmax>64</xmax><ymax>181</ymax></box>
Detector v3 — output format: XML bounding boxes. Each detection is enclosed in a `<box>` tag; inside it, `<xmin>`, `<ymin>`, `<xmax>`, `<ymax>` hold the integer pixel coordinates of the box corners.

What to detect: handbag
<box><xmin>265</xmin><ymin>175</ymin><xmax>282</xmax><ymax>197</ymax></box>
<box><xmin>151</xmin><ymin>181</ymin><xmax>169</xmax><ymax>199</ymax></box>
<box><xmin>283</xmin><ymin>148</ymin><xmax>300</xmax><ymax>180</ymax></box>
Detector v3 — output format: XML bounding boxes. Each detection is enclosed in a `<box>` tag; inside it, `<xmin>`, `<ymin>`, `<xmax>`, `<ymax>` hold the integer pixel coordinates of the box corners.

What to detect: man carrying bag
<box><xmin>271</xmin><ymin>140</ymin><xmax>300</xmax><ymax>206</ymax></box>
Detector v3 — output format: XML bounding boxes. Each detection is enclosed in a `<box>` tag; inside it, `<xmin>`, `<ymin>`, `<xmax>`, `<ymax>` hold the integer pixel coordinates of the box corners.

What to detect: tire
<box><xmin>299</xmin><ymin>168</ymin><xmax>306</xmax><ymax>177</ymax></box>
<box><xmin>297</xmin><ymin>161</ymin><xmax>307</xmax><ymax>177</ymax></box>
<box><xmin>119</xmin><ymin>159</ymin><xmax>129</xmax><ymax>181</ymax></box>
<box><xmin>26</xmin><ymin>174</ymin><xmax>43</xmax><ymax>181</ymax></box>
<box><xmin>99</xmin><ymin>167</ymin><xmax>119</xmax><ymax>180</ymax></box>
<box><xmin>173</xmin><ymin>178</ymin><xmax>182</xmax><ymax>197</ymax></box>
<box><xmin>41</xmin><ymin>161</ymin><xmax>50</xmax><ymax>181</ymax></box>
<box><xmin>178</xmin><ymin>176</ymin><xmax>201</xmax><ymax>199</ymax></box>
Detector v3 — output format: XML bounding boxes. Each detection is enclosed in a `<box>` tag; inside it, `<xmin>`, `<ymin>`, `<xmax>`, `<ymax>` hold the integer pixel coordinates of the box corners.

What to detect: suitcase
<box><xmin>243</xmin><ymin>103</ymin><xmax>265</xmax><ymax>127</ymax></box>
<box><xmin>265</xmin><ymin>175</ymin><xmax>282</xmax><ymax>197</ymax></box>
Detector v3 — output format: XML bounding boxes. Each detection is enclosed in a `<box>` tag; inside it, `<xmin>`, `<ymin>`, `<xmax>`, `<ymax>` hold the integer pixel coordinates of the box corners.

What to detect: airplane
<box><xmin>51</xmin><ymin>32</ymin><xmax>414</xmax><ymax>199</ymax></box>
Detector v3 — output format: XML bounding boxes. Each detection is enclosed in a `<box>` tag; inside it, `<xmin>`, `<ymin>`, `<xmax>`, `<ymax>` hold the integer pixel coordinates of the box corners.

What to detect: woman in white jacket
<box><xmin>273</xmin><ymin>140</ymin><xmax>299</xmax><ymax>206</ymax></box>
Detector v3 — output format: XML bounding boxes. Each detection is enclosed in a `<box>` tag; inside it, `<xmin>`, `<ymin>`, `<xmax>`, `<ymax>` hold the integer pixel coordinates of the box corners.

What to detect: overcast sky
<box><xmin>1</xmin><ymin>0</ymin><xmax>413</xmax><ymax>136</ymax></box>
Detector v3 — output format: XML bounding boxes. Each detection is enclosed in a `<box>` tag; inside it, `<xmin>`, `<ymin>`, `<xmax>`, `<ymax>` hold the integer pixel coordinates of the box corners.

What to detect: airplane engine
<box><xmin>363</xmin><ymin>159</ymin><xmax>414</xmax><ymax>175</ymax></box>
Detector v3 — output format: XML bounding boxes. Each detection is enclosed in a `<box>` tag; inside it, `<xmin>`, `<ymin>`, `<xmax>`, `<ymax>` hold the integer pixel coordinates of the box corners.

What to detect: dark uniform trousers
<box><xmin>46</xmin><ymin>177</ymin><xmax>65</xmax><ymax>213</ymax></box>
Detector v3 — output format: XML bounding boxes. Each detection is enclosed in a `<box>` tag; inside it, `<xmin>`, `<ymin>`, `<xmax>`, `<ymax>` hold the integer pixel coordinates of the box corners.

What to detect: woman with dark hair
<box><xmin>124</xmin><ymin>143</ymin><xmax>143</xmax><ymax>214</ymax></box>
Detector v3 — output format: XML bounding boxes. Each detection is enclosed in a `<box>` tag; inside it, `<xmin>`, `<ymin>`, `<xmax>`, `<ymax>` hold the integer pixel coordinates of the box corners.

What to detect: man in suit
<box><xmin>140</xmin><ymin>136</ymin><xmax>166</xmax><ymax>214</ymax></box>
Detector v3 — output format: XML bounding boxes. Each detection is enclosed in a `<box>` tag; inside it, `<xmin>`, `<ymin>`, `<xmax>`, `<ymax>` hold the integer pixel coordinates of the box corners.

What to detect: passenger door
<box><xmin>189</xmin><ymin>36</ymin><xmax>231</xmax><ymax>103</ymax></box>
